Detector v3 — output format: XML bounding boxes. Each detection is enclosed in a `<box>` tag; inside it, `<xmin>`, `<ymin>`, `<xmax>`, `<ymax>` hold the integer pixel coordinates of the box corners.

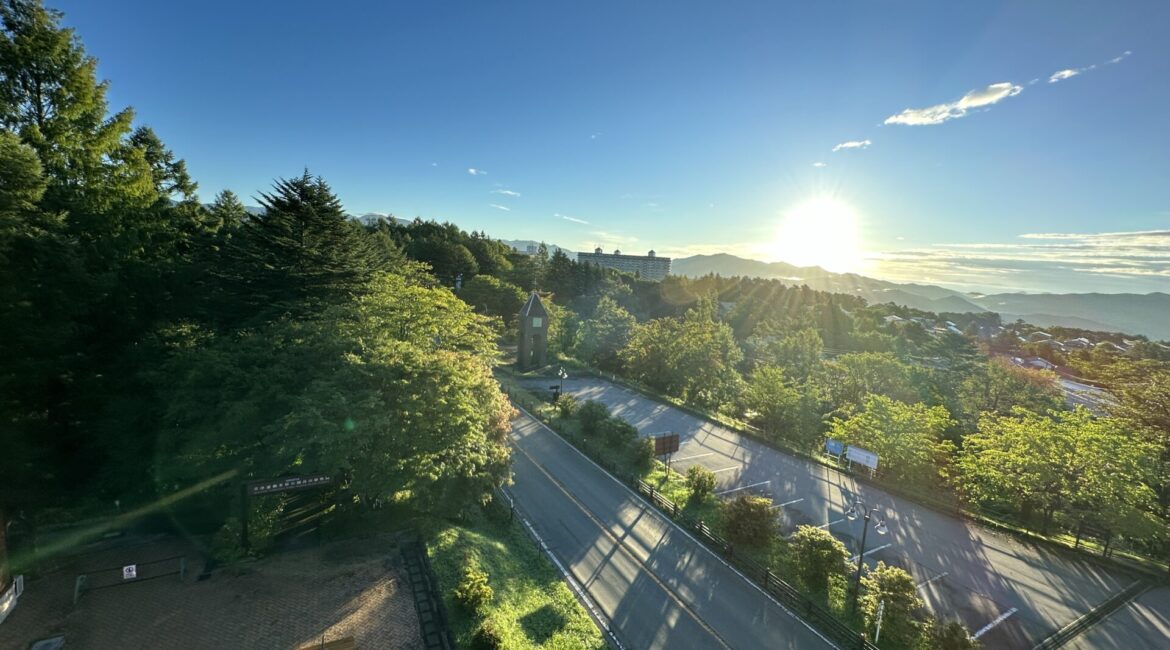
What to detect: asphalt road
<box><xmin>506</xmin><ymin>410</ymin><xmax>836</xmax><ymax>650</ymax></box>
<box><xmin>1068</xmin><ymin>587</ymin><xmax>1170</xmax><ymax>649</ymax></box>
<box><xmin>527</xmin><ymin>376</ymin><xmax>1142</xmax><ymax>649</ymax></box>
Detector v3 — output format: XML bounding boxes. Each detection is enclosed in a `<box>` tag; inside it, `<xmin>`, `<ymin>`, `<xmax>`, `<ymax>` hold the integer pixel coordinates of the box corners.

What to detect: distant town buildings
<box><xmin>577</xmin><ymin>248</ymin><xmax>672</xmax><ymax>281</ymax></box>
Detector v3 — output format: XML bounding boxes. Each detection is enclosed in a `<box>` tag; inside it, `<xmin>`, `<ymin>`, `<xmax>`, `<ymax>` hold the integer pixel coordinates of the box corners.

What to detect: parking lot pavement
<box><xmin>1068</xmin><ymin>586</ymin><xmax>1170</xmax><ymax>650</ymax></box>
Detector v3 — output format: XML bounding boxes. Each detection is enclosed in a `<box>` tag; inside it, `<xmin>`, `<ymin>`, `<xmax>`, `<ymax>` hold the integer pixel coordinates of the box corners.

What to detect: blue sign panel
<box><xmin>825</xmin><ymin>439</ymin><xmax>844</xmax><ymax>456</ymax></box>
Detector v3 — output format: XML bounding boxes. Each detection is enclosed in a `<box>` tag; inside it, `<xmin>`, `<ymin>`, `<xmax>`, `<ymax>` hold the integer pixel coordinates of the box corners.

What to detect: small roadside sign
<box><xmin>122</xmin><ymin>565</ymin><xmax>137</xmax><ymax>580</ymax></box>
<box><xmin>654</xmin><ymin>433</ymin><xmax>680</xmax><ymax>456</ymax></box>
<box><xmin>825</xmin><ymin>439</ymin><xmax>844</xmax><ymax>456</ymax></box>
<box><xmin>846</xmin><ymin>445</ymin><xmax>879</xmax><ymax>470</ymax></box>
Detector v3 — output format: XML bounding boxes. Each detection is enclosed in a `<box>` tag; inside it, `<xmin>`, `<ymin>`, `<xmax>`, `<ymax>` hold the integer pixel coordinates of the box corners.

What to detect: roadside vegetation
<box><xmin>427</xmin><ymin>507</ymin><xmax>606</xmax><ymax>650</ymax></box>
<box><xmin>500</xmin><ymin>376</ymin><xmax>980</xmax><ymax>648</ymax></box>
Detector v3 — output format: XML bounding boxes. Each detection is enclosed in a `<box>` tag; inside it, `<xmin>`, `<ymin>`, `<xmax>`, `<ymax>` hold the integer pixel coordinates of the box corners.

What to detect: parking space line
<box><xmin>972</xmin><ymin>607</ymin><xmax>1018</xmax><ymax>639</ymax></box>
<box><xmin>672</xmin><ymin>452</ymin><xmax>715</xmax><ymax>462</ymax></box>
<box><xmin>817</xmin><ymin>518</ymin><xmax>845</xmax><ymax>529</ymax></box>
<box><xmin>771</xmin><ymin>498</ymin><xmax>805</xmax><ymax>509</ymax></box>
<box><xmin>715</xmin><ymin>480</ymin><xmax>770</xmax><ymax>496</ymax></box>
<box><xmin>848</xmin><ymin>543</ymin><xmax>892</xmax><ymax>563</ymax></box>
<box><xmin>712</xmin><ymin>466</ymin><xmax>740</xmax><ymax>473</ymax></box>
<box><xmin>916</xmin><ymin>572</ymin><xmax>948</xmax><ymax>589</ymax></box>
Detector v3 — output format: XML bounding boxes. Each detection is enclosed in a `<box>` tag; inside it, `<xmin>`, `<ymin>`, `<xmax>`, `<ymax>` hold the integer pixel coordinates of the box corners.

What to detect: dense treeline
<box><xmin>1</xmin><ymin>0</ymin><xmax>510</xmax><ymax>553</ymax></box>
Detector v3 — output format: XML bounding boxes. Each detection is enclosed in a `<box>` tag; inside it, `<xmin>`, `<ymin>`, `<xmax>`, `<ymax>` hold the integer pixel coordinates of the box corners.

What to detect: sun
<box><xmin>764</xmin><ymin>197</ymin><xmax>863</xmax><ymax>273</ymax></box>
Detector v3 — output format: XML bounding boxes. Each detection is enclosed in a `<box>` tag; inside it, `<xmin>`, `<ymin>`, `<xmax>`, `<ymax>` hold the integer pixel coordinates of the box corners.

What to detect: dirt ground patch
<box><xmin>2</xmin><ymin>535</ymin><xmax>422</xmax><ymax>650</ymax></box>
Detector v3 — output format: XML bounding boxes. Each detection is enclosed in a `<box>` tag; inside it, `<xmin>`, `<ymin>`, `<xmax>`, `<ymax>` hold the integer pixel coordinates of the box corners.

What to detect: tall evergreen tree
<box><xmin>221</xmin><ymin>170</ymin><xmax>394</xmax><ymax>324</ymax></box>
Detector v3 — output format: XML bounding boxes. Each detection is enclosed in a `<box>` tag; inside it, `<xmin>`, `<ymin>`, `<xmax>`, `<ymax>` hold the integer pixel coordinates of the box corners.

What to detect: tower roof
<box><xmin>518</xmin><ymin>291</ymin><xmax>548</xmax><ymax>319</ymax></box>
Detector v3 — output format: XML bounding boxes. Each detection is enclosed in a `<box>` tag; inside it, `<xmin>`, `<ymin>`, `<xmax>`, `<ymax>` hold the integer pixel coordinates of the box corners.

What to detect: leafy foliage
<box><xmin>724</xmin><ymin>494</ymin><xmax>775</xmax><ymax>546</ymax></box>
<box><xmin>455</xmin><ymin>565</ymin><xmax>494</xmax><ymax>612</ymax></box>
<box><xmin>829</xmin><ymin>395</ymin><xmax>955</xmax><ymax>487</ymax></box>
<box><xmin>789</xmin><ymin>525</ymin><xmax>850</xmax><ymax>595</ymax></box>
<box><xmin>685</xmin><ymin>465</ymin><xmax>716</xmax><ymax>503</ymax></box>
<box><xmin>860</xmin><ymin>562</ymin><xmax>927</xmax><ymax>648</ymax></box>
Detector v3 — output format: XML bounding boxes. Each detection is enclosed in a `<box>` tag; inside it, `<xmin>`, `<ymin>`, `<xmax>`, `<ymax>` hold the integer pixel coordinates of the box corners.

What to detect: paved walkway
<box><xmin>2</xmin><ymin>535</ymin><xmax>421</xmax><ymax>650</ymax></box>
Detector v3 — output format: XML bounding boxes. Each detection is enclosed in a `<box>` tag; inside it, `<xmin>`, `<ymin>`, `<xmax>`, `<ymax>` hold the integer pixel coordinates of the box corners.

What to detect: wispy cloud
<box><xmin>590</xmin><ymin>132</ymin><xmax>601</xmax><ymax>140</ymax></box>
<box><xmin>1048</xmin><ymin>69</ymin><xmax>1080</xmax><ymax>83</ymax></box>
<box><xmin>867</xmin><ymin>230</ymin><xmax>1170</xmax><ymax>293</ymax></box>
<box><xmin>556</xmin><ymin>213</ymin><xmax>589</xmax><ymax>225</ymax></box>
<box><xmin>812</xmin><ymin>162</ymin><xmax>827</xmax><ymax>168</ymax></box>
<box><xmin>833</xmin><ymin>140</ymin><xmax>871</xmax><ymax>152</ymax></box>
<box><xmin>884</xmin><ymin>82</ymin><xmax>1023</xmax><ymax>126</ymax></box>
<box><xmin>590</xmin><ymin>230</ymin><xmax>639</xmax><ymax>247</ymax></box>
<box><xmin>468</xmin><ymin>168</ymin><xmax>487</xmax><ymax>176</ymax></box>
<box><xmin>491</xmin><ymin>189</ymin><xmax>521</xmax><ymax>197</ymax></box>
<box><xmin>1108</xmin><ymin>50</ymin><xmax>1132</xmax><ymax>65</ymax></box>
<box><xmin>489</xmin><ymin>204</ymin><xmax>510</xmax><ymax>211</ymax></box>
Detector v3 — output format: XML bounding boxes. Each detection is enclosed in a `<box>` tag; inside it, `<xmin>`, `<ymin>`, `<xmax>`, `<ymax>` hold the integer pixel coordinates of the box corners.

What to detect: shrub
<box><xmin>554</xmin><ymin>393</ymin><xmax>578</xmax><ymax>418</ymax></box>
<box><xmin>630</xmin><ymin>437</ymin><xmax>655</xmax><ymax>472</ymax></box>
<box><xmin>861</xmin><ymin>562</ymin><xmax>927</xmax><ymax>648</ymax></box>
<box><xmin>470</xmin><ymin>618</ymin><xmax>505</xmax><ymax>650</ymax></box>
<box><xmin>210</xmin><ymin>517</ymin><xmax>247</xmax><ymax>563</ymax></box>
<box><xmin>454</xmin><ymin>565</ymin><xmax>494</xmax><ymax>612</ymax></box>
<box><xmin>685</xmin><ymin>465</ymin><xmax>716</xmax><ymax>502</ymax></box>
<box><xmin>467</xmin><ymin>617</ymin><xmax>505</xmax><ymax>650</ymax></box>
<box><xmin>600</xmin><ymin>417</ymin><xmax>638</xmax><ymax>446</ymax></box>
<box><xmin>927</xmin><ymin>619</ymin><xmax>981</xmax><ymax>650</ymax></box>
<box><xmin>724</xmin><ymin>494</ymin><xmax>775</xmax><ymax>546</ymax></box>
<box><xmin>789</xmin><ymin>525</ymin><xmax>849</xmax><ymax>595</ymax></box>
<box><xmin>578</xmin><ymin>400</ymin><xmax>610</xmax><ymax>435</ymax></box>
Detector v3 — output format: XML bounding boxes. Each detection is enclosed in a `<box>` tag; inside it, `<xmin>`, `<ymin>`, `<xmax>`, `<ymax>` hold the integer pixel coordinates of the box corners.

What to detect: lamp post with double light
<box><xmin>846</xmin><ymin>500</ymin><xmax>889</xmax><ymax>615</ymax></box>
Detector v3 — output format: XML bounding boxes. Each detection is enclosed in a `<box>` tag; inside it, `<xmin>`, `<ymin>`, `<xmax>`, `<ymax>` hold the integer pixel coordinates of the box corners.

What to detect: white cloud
<box><xmin>868</xmin><ymin>230</ymin><xmax>1170</xmax><ymax>293</ymax></box>
<box><xmin>1049</xmin><ymin>69</ymin><xmax>1080</xmax><ymax>83</ymax></box>
<box><xmin>591</xmin><ymin>132</ymin><xmax>601</xmax><ymax>140</ymax></box>
<box><xmin>812</xmin><ymin>162</ymin><xmax>827</xmax><ymax>168</ymax></box>
<box><xmin>883</xmin><ymin>82</ymin><xmax>1023</xmax><ymax>126</ymax></box>
<box><xmin>555</xmin><ymin>213</ymin><xmax>589</xmax><ymax>225</ymax></box>
<box><xmin>431</xmin><ymin>162</ymin><xmax>438</xmax><ymax>167</ymax></box>
<box><xmin>832</xmin><ymin>139</ymin><xmax>871</xmax><ymax>152</ymax></box>
<box><xmin>489</xmin><ymin>204</ymin><xmax>510</xmax><ymax>211</ymax></box>
<box><xmin>1108</xmin><ymin>51</ymin><xmax>1132</xmax><ymax>65</ymax></box>
<box><xmin>491</xmin><ymin>189</ymin><xmax>521</xmax><ymax>197</ymax></box>
<box><xmin>468</xmin><ymin>168</ymin><xmax>487</xmax><ymax>176</ymax></box>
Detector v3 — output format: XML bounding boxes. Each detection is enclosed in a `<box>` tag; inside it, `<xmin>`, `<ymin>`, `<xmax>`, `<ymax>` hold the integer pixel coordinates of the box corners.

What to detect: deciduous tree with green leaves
<box><xmin>789</xmin><ymin>525</ymin><xmax>850</xmax><ymax>596</ymax></box>
<box><xmin>828</xmin><ymin>394</ymin><xmax>955</xmax><ymax>487</ymax></box>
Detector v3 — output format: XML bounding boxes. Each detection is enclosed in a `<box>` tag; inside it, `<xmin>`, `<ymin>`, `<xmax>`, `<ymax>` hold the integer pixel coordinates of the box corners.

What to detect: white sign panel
<box><xmin>846</xmin><ymin>445</ymin><xmax>879</xmax><ymax>470</ymax></box>
<box><xmin>122</xmin><ymin>564</ymin><xmax>137</xmax><ymax>580</ymax></box>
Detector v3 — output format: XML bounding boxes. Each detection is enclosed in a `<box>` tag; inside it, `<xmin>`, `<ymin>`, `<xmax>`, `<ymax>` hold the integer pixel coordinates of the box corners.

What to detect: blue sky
<box><xmin>56</xmin><ymin>0</ymin><xmax>1170</xmax><ymax>294</ymax></box>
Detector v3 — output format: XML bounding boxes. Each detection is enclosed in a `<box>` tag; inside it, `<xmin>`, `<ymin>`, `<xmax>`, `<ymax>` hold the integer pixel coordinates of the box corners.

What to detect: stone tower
<box><xmin>517</xmin><ymin>291</ymin><xmax>549</xmax><ymax>370</ymax></box>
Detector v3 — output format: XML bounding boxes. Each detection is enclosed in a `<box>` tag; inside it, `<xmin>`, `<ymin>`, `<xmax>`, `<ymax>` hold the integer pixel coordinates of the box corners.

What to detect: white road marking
<box><xmin>848</xmin><ymin>543</ymin><xmax>893</xmax><ymax>563</ymax></box>
<box><xmin>771</xmin><ymin>498</ymin><xmax>805</xmax><ymax>509</ymax></box>
<box><xmin>712</xmin><ymin>466</ymin><xmax>740</xmax><ymax>473</ymax></box>
<box><xmin>916</xmin><ymin>572</ymin><xmax>948</xmax><ymax>589</ymax></box>
<box><xmin>715</xmin><ymin>480</ymin><xmax>771</xmax><ymax>496</ymax></box>
<box><xmin>672</xmin><ymin>452</ymin><xmax>715</xmax><ymax>462</ymax></box>
<box><xmin>972</xmin><ymin>607</ymin><xmax>1018</xmax><ymax>639</ymax></box>
<box><xmin>817</xmin><ymin>518</ymin><xmax>846</xmax><ymax>529</ymax></box>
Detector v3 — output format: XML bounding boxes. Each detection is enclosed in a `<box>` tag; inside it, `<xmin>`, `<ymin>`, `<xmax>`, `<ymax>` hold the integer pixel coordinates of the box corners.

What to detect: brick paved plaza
<box><xmin>1</xmin><ymin>535</ymin><xmax>423</xmax><ymax>650</ymax></box>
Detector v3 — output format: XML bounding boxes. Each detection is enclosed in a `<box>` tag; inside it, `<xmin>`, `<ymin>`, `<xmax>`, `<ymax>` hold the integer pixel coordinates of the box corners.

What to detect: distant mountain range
<box><xmin>671</xmin><ymin>254</ymin><xmax>1170</xmax><ymax>340</ymax></box>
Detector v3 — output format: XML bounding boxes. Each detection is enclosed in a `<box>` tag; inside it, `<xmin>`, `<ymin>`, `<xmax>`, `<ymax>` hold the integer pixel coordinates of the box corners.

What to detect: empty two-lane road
<box><xmin>507</xmin><ymin>410</ymin><xmax>836</xmax><ymax>650</ymax></box>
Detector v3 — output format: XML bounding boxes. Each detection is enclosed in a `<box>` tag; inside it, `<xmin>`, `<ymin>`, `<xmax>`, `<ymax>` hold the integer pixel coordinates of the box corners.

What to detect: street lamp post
<box><xmin>558</xmin><ymin>366</ymin><xmax>567</xmax><ymax>394</ymax></box>
<box><xmin>846</xmin><ymin>500</ymin><xmax>889</xmax><ymax>616</ymax></box>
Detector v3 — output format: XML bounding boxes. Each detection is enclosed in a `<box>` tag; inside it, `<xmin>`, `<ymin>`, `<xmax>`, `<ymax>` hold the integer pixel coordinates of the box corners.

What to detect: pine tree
<box><xmin>222</xmin><ymin>170</ymin><xmax>395</xmax><ymax>324</ymax></box>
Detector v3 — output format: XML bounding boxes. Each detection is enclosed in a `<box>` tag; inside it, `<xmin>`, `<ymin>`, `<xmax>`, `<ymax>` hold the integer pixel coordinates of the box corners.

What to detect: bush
<box><xmin>578</xmin><ymin>400</ymin><xmax>610</xmax><ymax>435</ymax></box>
<box><xmin>210</xmin><ymin>517</ymin><xmax>247</xmax><ymax>563</ymax></box>
<box><xmin>789</xmin><ymin>525</ymin><xmax>849</xmax><ymax>595</ymax></box>
<box><xmin>600</xmin><ymin>417</ymin><xmax>638</xmax><ymax>446</ymax></box>
<box><xmin>470</xmin><ymin>618</ymin><xmax>505</xmax><ymax>650</ymax></box>
<box><xmin>861</xmin><ymin>562</ymin><xmax>927</xmax><ymax>648</ymax></box>
<box><xmin>724</xmin><ymin>494</ymin><xmax>776</xmax><ymax>546</ymax></box>
<box><xmin>685</xmin><ymin>465</ymin><xmax>716</xmax><ymax>502</ymax></box>
<box><xmin>555</xmin><ymin>393</ymin><xmax>578</xmax><ymax>418</ymax></box>
<box><xmin>927</xmin><ymin>619</ymin><xmax>981</xmax><ymax>650</ymax></box>
<box><xmin>454</xmin><ymin>565</ymin><xmax>494</xmax><ymax>612</ymax></box>
<box><xmin>630</xmin><ymin>437</ymin><xmax>655</xmax><ymax>472</ymax></box>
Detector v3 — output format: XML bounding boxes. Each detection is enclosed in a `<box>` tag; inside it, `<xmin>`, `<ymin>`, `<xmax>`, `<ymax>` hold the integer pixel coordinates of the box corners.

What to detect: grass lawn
<box><xmin>426</xmin><ymin>513</ymin><xmax>606</xmax><ymax>650</ymax></box>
